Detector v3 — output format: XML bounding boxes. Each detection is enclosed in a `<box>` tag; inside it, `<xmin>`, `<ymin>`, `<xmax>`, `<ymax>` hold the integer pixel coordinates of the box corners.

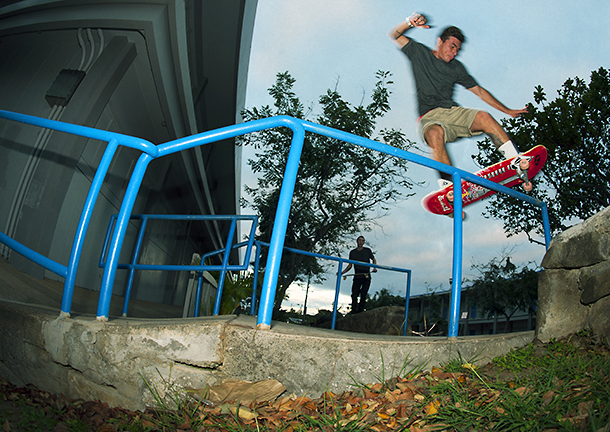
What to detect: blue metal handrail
<box><xmin>98</xmin><ymin>214</ymin><xmax>258</xmax><ymax>316</ymax></box>
<box><xmin>0</xmin><ymin>109</ymin><xmax>156</xmax><ymax>317</ymax></box>
<box><xmin>0</xmin><ymin>110</ymin><xmax>551</xmax><ymax>339</ymax></box>
<box><xmin>252</xmin><ymin>240</ymin><xmax>413</xmax><ymax>335</ymax></box>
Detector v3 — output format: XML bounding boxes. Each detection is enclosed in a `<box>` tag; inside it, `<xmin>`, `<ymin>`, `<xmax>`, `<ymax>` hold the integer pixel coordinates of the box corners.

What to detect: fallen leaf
<box><xmin>397</xmin><ymin>403</ymin><xmax>409</xmax><ymax>419</ymax></box>
<box><xmin>195</xmin><ymin>379</ymin><xmax>286</xmax><ymax>405</ymax></box>
<box><xmin>228</xmin><ymin>405</ymin><xmax>256</xmax><ymax>421</ymax></box>
<box><xmin>322</xmin><ymin>391</ymin><xmax>336</xmax><ymax>400</ymax></box>
<box><xmin>424</xmin><ymin>399</ymin><xmax>440</xmax><ymax>416</ymax></box>
<box><xmin>396</xmin><ymin>382</ymin><xmax>410</xmax><ymax>391</ymax></box>
<box><xmin>514</xmin><ymin>386</ymin><xmax>527</xmax><ymax>396</ymax></box>
<box><xmin>578</xmin><ymin>400</ymin><xmax>594</xmax><ymax>415</ymax></box>
<box><xmin>542</xmin><ymin>390</ymin><xmax>556</xmax><ymax>406</ymax></box>
<box><xmin>370</xmin><ymin>383</ymin><xmax>383</xmax><ymax>392</ymax></box>
<box><xmin>385</xmin><ymin>390</ymin><xmax>397</xmax><ymax>403</ymax></box>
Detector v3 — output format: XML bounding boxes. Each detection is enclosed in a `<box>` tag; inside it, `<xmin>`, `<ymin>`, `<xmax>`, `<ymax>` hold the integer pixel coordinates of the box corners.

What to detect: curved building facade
<box><xmin>0</xmin><ymin>0</ymin><xmax>257</xmax><ymax>308</ymax></box>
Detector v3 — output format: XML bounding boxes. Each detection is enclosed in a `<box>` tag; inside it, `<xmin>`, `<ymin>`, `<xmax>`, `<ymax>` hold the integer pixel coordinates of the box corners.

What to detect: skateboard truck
<box><xmin>443</xmin><ymin>191</ymin><xmax>466</xmax><ymax>219</ymax></box>
<box><xmin>513</xmin><ymin>156</ymin><xmax>533</xmax><ymax>191</ymax></box>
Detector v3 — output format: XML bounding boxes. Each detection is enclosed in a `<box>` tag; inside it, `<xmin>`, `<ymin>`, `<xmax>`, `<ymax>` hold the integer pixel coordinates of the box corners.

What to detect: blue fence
<box><xmin>98</xmin><ymin>214</ymin><xmax>258</xmax><ymax>317</ymax></box>
<box><xmin>0</xmin><ymin>109</ymin><xmax>551</xmax><ymax>338</ymax></box>
<box><xmin>99</xmin><ymin>225</ymin><xmax>413</xmax><ymax>334</ymax></box>
<box><xmin>252</xmin><ymin>240</ymin><xmax>412</xmax><ymax>335</ymax></box>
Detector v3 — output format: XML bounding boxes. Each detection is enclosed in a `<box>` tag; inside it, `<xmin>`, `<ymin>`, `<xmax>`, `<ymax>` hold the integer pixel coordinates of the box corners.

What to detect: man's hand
<box><xmin>408</xmin><ymin>13</ymin><xmax>429</xmax><ymax>29</ymax></box>
<box><xmin>506</xmin><ymin>107</ymin><xmax>528</xmax><ymax>118</ymax></box>
<box><xmin>388</xmin><ymin>12</ymin><xmax>430</xmax><ymax>48</ymax></box>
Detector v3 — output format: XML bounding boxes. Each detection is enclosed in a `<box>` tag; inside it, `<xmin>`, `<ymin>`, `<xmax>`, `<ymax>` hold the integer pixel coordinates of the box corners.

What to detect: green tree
<box><xmin>366</xmin><ymin>287</ymin><xmax>405</xmax><ymax>310</ymax></box>
<box><xmin>467</xmin><ymin>256</ymin><xmax>538</xmax><ymax>333</ymax></box>
<box><xmin>240</xmin><ymin>71</ymin><xmax>419</xmax><ymax>315</ymax></box>
<box><xmin>473</xmin><ymin>67</ymin><xmax>610</xmax><ymax>244</ymax></box>
<box><xmin>198</xmin><ymin>256</ymin><xmax>255</xmax><ymax>315</ymax></box>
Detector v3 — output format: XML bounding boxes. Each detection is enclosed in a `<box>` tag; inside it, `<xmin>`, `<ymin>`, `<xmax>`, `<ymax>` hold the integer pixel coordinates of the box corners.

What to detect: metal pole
<box><xmin>402</xmin><ymin>270</ymin><xmax>412</xmax><ymax>336</ymax></box>
<box><xmin>448</xmin><ymin>173</ymin><xmax>464</xmax><ymax>339</ymax></box>
<box><xmin>256</xmin><ymin>122</ymin><xmax>306</xmax><ymax>329</ymax></box>
<box><xmin>331</xmin><ymin>261</ymin><xmax>344</xmax><ymax>330</ymax></box>
<box><xmin>97</xmin><ymin>153</ymin><xmax>153</xmax><ymax>320</ymax></box>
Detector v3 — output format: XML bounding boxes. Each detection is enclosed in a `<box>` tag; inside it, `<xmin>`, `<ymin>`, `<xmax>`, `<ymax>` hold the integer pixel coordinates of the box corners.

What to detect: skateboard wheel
<box><xmin>519</xmin><ymin>158</ymin><xmax>530</xmax><ymax>171</ymax></box>
<box><xmin>522</xmin><ymin>181</ymin><xmax>533</xmax><ymax>192</ymax></box>
<box><xmin>447</xmin><ymin>190</ymin><xmax>454</xmax><ymax>203</ymax></box>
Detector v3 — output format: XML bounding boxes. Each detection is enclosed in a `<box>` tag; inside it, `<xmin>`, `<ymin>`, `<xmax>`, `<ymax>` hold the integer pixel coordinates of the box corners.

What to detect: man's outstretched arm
<box><xmin>387</xmin><ymin>13</ymin><xmax>429</xmax><ymax>48</ymax></box>
<box><xmin>468</xmin><ymin>85</ymin><xmax>528</xmax><ymax>118</ymax></box>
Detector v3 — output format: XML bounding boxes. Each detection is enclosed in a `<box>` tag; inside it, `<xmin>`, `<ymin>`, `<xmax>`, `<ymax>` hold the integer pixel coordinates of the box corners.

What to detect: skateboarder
<box><xmin>388</xmin><ymin>13</ymin><xmax>528</xmax><ymax>187</ymax></box>
<box><xmin>341</xmin><ymin>236</ymin><xmax>377</xmax><ymax>314</ymax></box>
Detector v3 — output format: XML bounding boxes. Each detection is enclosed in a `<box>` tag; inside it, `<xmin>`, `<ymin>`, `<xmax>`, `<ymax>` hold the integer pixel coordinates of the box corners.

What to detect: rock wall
<box><xmin>316</xmin><ymin>306</ymin><xmax>407</xmax><ymax>335</ymax></box>
<box><xmin>537</xmin><ymin>206</ymin><xmax>610</xmax><ymax>343</ymax></box>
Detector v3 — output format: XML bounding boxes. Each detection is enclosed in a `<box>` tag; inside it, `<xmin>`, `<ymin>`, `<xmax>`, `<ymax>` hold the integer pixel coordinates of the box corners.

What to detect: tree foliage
<box><xmin>365</xmin><ymin>287</ymin><xmax>406</xmax><ymax>310</ymax></box>
<box><xmin>473</xmin><ymin>67</ymin><xmax>610</xmax><ymax>244</ymax></box>
<box><xmin>467</xmin><ymin>256</ymin><xmax>538</xmax><ymax>333</ymax></box>
<box><xmin>239</xmin><ymin>71</ymin><xmax>419</xmax><ymax>314</ymax></box>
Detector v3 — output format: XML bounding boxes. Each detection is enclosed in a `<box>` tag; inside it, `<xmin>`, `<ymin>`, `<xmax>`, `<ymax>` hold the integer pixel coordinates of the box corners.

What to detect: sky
<box><xmin>241</xmin><ymin>0</ymin><xmax>610</xmax><ymax>314</ymax></box>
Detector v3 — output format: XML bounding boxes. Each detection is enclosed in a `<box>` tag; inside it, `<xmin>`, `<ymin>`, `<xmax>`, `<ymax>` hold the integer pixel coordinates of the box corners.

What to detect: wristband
<box><xmin>406</xmin><ymin>18</ymin><xmax>414</xmax><ymax>28</ymax></box>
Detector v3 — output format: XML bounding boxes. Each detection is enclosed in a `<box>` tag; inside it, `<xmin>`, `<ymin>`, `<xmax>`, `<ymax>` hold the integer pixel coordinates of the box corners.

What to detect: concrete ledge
<box><xmin>0</xmin><ymin>299</ymin><xmax>534</xmax><ymax>411</ymax></box>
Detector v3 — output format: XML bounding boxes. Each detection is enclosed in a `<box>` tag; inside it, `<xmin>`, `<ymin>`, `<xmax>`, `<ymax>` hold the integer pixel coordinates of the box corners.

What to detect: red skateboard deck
<box><xmin>421</xmin><ymin>145</ymin><xmax>547</xmax><ymax>215</ymax></box>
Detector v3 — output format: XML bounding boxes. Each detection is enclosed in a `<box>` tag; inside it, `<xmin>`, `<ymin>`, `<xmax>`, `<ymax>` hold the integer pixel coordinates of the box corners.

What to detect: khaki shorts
<box><xmin>419</xmin><ymin>106</ymin><xmax>482</xmax><ymax>144</ymax></box>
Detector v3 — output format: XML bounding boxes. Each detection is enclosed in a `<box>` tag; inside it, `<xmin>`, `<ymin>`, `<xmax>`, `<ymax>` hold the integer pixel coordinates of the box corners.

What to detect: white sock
<box><xmin>499</xmin><ymin>141</ymin><xmax>519</xmax><ymax>159</ymax></box>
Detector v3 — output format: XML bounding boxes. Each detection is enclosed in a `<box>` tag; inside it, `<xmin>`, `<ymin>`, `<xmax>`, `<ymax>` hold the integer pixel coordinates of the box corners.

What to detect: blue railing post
<box><xmin>97</xmin><ymin>153</ymin><xmax>153</xmax><ymax>320</ymax></box>
<box><xmin>61</xmin><ymin>138</ymin><xmax>121</xmax><ymax>317</ymax></box>
<box><xmin>212</xmin><ymin>218</ymin><xmax>238</xmax><ymax>315</ymax></box>
<box><xmin>250</xmin><ymin>242</ymin><xmax>262</xmax><ymax>316</ymax></box>
<box><xmin>403</xmin><ymin>270</ymin><xmax>412</xmax><ymax>336</ymax></box>
<box><xmin>541</xmin><ymin>202</ymin><xmax>551</xmax><ymax>250</ymax></box>
<box><xmin>121</xmin><ymin>216</ymin><xmax>148</xmax><ymax>316</ymax></box>
<box><xmin>256</xmin><ymin>122</ymin><xmax>306</xmax><ymax>329</ymax></box>
<box><xmin>448</xmin><ymin>173</ymin><xmax>464</xmax><ymax>339</ymax></box>
<box><xmin>331</xmin><ymin>260</ymin><xmax>345</xmax><ymax>330</ymax></box>
<box><xmin>193</xmin><ymin>271</ymin><xmax>204</xmax><ymax>317</ymax></box>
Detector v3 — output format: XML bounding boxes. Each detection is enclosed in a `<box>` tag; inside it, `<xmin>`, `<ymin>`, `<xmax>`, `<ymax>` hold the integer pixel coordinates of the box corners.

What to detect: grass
<box><xmin>1</xmin><ymin>330</ymin><xmax>609</xmax><ymax>431</ymax></box>
<box><xmin>423</xmin><ymin>330</ymin><xmax>610</xmax><ymax>431</ymax></box>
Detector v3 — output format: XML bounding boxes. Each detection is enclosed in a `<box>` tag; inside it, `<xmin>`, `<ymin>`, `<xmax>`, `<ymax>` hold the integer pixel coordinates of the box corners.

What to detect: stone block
<box><xmin>587</xmin><ymin>295</ymin><xmax>610</xmax><ymax>344</ymax></box>
<box><xmin>542</xmin><ymin>229</ymin><xmax>610</xmax><ymax>269</ymax></box>
<box><xmin>322</xmin><ymin>306</ymin><xmax>407</xmax><ymax>335</ymax></box>
<box><xmin>536</xmin><ymin>269</ymin><xmax>588</xmax><ymax>342</ymax></box>
<box><xmin>579</xmin><ymin>260</ymin><xmax>610</xmax><ymax>305</ymax></box>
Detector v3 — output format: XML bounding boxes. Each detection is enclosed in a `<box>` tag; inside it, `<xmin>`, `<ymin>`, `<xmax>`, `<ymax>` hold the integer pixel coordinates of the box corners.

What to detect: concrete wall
<box><xmin>0</xmin><ymin>299</ymin><xmax>533</xmax><ymax>411</ymax></box>
<box><xmin>536</xmin><ymin>206</ymin><xmax>610</xmax><ymax>343</ymax></box>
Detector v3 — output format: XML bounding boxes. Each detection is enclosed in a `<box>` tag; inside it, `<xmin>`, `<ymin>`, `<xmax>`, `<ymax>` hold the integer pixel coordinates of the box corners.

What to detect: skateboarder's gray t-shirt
<box><xmin>401</xmin><ymin>39</ymin><xmax>477</xmax><ymax>117</ymax></box>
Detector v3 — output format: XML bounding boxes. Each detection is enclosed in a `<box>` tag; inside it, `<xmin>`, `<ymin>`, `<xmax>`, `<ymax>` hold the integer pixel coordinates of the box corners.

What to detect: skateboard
<box><xmin>421</xmin><ymin>145</ymin><xmax>548</xmax><ymax>216</ymax></box>
<box><xmin>342</xmin><ymin>272</ymin><xmax>372</xmax><ymax>280</ymax></box>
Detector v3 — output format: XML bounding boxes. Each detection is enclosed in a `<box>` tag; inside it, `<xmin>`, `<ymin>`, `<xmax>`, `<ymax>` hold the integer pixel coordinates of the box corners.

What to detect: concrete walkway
<box><xmin>0</xmin><ymin>260</ymin><xmax>534</xmax><ymax>411</ymax></box>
